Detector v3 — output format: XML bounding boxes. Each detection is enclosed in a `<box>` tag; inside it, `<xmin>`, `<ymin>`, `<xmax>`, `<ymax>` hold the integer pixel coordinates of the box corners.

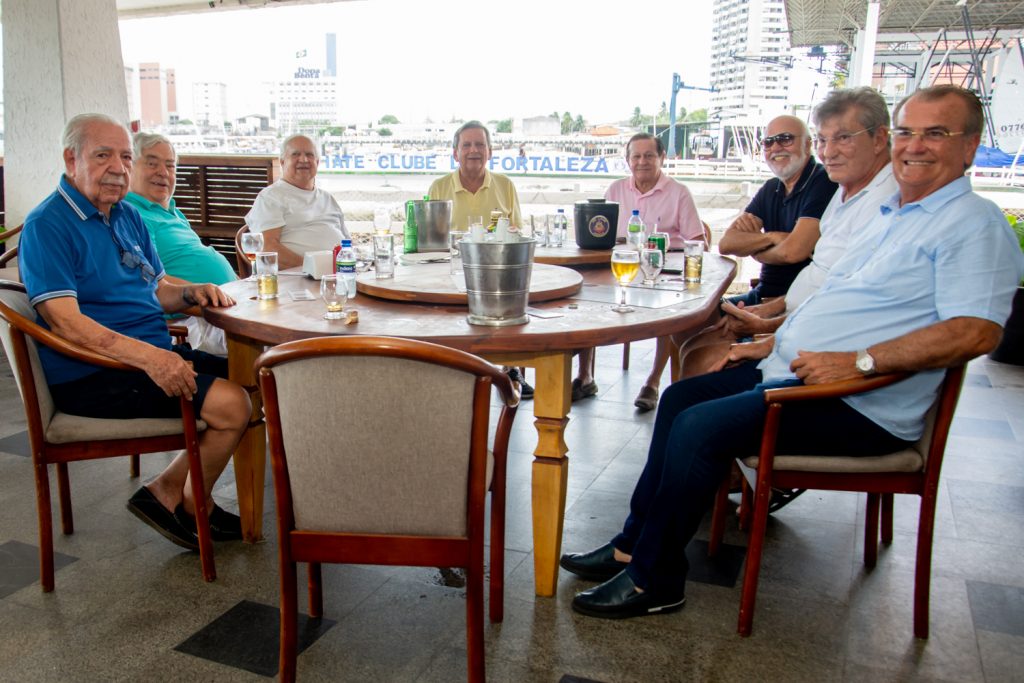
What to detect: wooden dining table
<box><xmin>204</xmin><ymin>252</ymin><xmax>735</xmax><ymax>597</ymax></box>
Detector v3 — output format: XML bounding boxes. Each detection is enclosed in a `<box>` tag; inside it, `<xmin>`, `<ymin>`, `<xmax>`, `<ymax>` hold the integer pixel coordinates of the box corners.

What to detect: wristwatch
<box><xmin>855</xmin><ymin>349</ymin><xmax>876</xmax><ymax>375</ymax></box>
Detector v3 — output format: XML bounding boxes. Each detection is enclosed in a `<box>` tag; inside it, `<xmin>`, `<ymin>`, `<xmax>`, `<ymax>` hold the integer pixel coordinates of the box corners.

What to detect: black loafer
<box><xmin>126</xmin><ymin>487</ymin><xmax>199</xmax><ymax>551</ymax></box>
<box><xmin>560</xmin><ymin>543</ymin><xmax>628</xmax><ymax>582</ymax></box>
<box><xmin>175</xmin><ymin>504</ymin><xmax>244</xmax><ymax>542</ymax></box>
<box><xmin>507</xmin><ymin>368</ymin><xmax>534</xmax><ymax>400</ymax></box>
<box><xmin>571</xmin><ymin>570</ymin><xmax>685</xmax><ymax>620</ymax></box>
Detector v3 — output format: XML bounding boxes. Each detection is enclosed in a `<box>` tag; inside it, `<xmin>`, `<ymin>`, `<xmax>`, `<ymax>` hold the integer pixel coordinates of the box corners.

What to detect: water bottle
<box><xmin>336</xmin><ymin>239</ymin><xmax>357</xmax><ymax>298</ymax></box>
<box><xmin>551</xmin><ymin>209</ymin><xmax>567</xmax><ymax>248</ymax></box>
<box><xmin>626</xmin><ymin>210</ymin><xmax>646</xmax><ymax>249</ymax></box>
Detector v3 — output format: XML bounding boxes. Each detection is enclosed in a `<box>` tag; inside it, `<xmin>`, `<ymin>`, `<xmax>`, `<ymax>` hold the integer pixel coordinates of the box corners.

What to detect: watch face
<box><xmin>857</xmin><ymin>352</ymin><xmax>874</xmax><ymax>373</ymax></box>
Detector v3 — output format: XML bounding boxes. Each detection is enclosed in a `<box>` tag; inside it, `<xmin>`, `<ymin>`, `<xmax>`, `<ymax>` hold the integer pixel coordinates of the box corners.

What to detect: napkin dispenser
<box><xmin>302</xmin><ymin>250</ymin><xmax>334</xmax><ymax>279</ymax></box>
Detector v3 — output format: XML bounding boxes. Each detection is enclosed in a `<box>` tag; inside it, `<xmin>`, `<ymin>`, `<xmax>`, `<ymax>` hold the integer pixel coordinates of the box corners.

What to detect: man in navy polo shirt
<box><xmin>19</xmin><ymin>113</ymin><xmax>251</xmax><ymax>551</ymax></box>
<box><xmin>718</xmin><ymin>114</ymin><xmax>837</xmax><ymax>304</ymax></box>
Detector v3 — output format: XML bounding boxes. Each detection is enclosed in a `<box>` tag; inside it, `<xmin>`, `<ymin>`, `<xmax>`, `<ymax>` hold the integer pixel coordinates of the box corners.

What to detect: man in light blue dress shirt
<box><xmin>560</xmin><ymin>85</ymin><xmax>1024</xmax><ymax>620</ymax></box>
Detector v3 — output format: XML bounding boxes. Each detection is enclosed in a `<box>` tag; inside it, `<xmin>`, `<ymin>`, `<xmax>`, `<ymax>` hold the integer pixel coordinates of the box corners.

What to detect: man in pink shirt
<box><xmin>574</xmin><ymin>134</ymin><xmax>706</xmax><ymax>411</ymax></box>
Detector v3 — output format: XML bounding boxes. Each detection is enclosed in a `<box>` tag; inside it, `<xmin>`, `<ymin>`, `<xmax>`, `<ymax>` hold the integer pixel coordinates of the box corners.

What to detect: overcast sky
<box><xmin>118</xmin><ymin>0</ymin><xmax>717</xmax><ymax>126</ymax></box>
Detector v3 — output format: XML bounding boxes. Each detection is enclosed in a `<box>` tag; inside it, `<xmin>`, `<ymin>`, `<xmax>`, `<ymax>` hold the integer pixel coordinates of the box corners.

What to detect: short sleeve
<box><xmin>20</xmin><ymin>214</ymin><xmax>79</xmax><ymax>307</ymax></box>
<box><xmin>245</xmin><ymin>189</ymin><xmax>285</xmax><ymax>233</ymax></box>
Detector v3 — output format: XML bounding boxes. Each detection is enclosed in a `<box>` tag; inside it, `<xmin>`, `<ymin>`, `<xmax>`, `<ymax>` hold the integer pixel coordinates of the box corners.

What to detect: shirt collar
<box><xmin>880</xmin><ymin>175</ymin><xmax>972</xmax><ymax>215</ymax></box>
<box><xmin>455</xmin><ymin>168</ymin><xmax>491</xmax><ymax>193</ymax></box>
<box><xmin>775</xmin><ymin>157</ymin><xmax>819</xmax><ymax>201</ymax></box>
<box><xmin>57</xmin><ymin>175</ymin><xmax>102</xmax><ymax>221</ymax></box>
<box><xmin>125</xmin><ymin>190</ymin><xmax>176</xmax><ymax>213</ymax></box>
<box><xmin>631</xmin><ymin>172</ymin><xmax>670</xmax><ymax>196</ymax></box>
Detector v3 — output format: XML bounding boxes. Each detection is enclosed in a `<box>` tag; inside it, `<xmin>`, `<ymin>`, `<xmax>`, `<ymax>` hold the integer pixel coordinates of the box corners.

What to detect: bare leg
<box><xmin>147</xmin><ymin>379</ymin><xmax>251</xmax><ymax>515</ymax></box>
<box><xmin>640</xmin><ymin>337</ymin><xmax>673</xmax><ymax>392</ymax></box>
<box><xmin>576</xmin><ymin>347</ymin><xmax>595</xmax><ymax>386</ymax></box>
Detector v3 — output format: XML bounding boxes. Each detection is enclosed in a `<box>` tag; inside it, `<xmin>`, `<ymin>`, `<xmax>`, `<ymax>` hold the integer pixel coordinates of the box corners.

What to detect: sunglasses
<box><xmin>761</xmin><ymin>133</ymin><xmax>798</xmax><ymax>149</ymax></box>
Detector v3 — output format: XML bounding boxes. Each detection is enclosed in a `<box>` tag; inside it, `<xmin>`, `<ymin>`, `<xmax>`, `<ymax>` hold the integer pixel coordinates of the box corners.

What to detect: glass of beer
<box><xmin>320</xmin><ymin>273</ymin><xmax>346</xmax><ymax>319</ymax></box>
<box><xmin>240</xmin><ymin>231</ymin><xmax>264</xmax><ymax>281</ymax></box>
<box><xmin>684</xmin><ymin>240</ymin><xmax>704</xmax><ymax>284</ymax></box>
<box><xmin>610</xmin><ymin>247</ymin><xmax>640</xmax><ymax>312</ymax></box>
<box><xmin>255</xmin><ymin>251</ymin><xmax>278</xmax><ymax>300</ymax></box>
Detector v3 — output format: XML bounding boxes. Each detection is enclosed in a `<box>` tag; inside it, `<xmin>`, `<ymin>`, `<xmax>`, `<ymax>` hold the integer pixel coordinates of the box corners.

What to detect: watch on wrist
<box><xmin>855</xmin><ymin>349</ymin><xmax>876</xmax><ymax>375</ymax></box>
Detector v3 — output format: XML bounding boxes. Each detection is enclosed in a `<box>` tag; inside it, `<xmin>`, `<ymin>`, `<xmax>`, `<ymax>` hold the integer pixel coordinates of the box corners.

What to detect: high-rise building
<box><xmin>193</xmin><ymin>81</ymin><xmax>229</xmax><ymax>130</ymax></box>
<box><xmin>138</xmin><ymin>62</ymin><xmax>168</xmax><ymax>127</ymax></box>
<box><xmin>709</xmin><ymin>0</ymin><xmax>791</xmax><ymax>125</ymax></box>
<box><xmin>165</xmin><ymin>68</ymin><xmax>177</xmax><ymax>121</ymax></box>
<box><xmin>271</xmin><ymin>34</ymin><xmax>340</xmax><ymax>134</ymax></box>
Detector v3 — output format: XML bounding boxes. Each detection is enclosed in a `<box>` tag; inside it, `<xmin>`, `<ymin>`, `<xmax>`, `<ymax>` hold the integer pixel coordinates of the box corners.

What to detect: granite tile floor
<box><xmin>0</xmin><ymin>339</ymin><xmax>1022</xmax><ymax>682</ymax></box>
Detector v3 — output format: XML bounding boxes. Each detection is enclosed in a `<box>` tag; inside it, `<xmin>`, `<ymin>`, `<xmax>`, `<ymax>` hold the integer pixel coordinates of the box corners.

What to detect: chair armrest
<box><xmin>167</xmin><ymin>322</ymin><xmax>189</xmax><ymax>345</ymax></box>
<box><xmin>0</xmin><ymin>298</ymin><xmax>138</xmax><ymax>372</ymax></box>
<box><xmin>0</xmin><ymin>224</ymin><xmax>24</xmax><ymax>244</ymax></box>
<box><xmin>763</xmin><ymin>372</ymin><xmax>912</xmax><ymax>404</ymax></box>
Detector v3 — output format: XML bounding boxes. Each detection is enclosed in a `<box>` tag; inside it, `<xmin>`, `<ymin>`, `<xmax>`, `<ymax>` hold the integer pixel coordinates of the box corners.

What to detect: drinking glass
<box><xmin>640</xmin><ymin>247</ymin><xmax>664</xmax><ymax>287</ymax></box>
<box><xmin>467</xmin><ymin>215</ymin><xmax>484</xmax><ymax>234</ymax></box>
<box><xmin>373</xmin><ymin>234</ymin><xmax>395</xmax><ymax>279</ymax></box>
<box><xmin>373</xmin><ymin>206</ymin><xmax>391</xmax><ymax>235</ymax></box>
<box><xmin>684</xmin><ymin>240</ymin><xmax>704</xmax><ymax>283</ymax></box>
<box><xmin>255</xmin><ymin>251</ymin><xmax>278</xmax><ymax>300</ymax></box>
<box><xmin>320</xmin><ymin>274</ymin><xmax>347</xmax><ymax>319</ymax></box>
<box><xmin>240</xmin><ymin>232</ymin><xmax>264</xmax><ymax>281</ymax></box>
<box><xmin>610</xmin><ymin>248</ymin><xmax>640</xmax><ymax>313</ymax></box>
<box><xmin>449</xmin><ymin>230</ymin><xmax>468</xmax><ymax>276</ymax></box>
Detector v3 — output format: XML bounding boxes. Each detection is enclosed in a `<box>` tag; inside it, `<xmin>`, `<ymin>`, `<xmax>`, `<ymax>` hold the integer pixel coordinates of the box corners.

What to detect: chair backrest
<box><xmin>258</xmin><ymin>336</ymin><xmax>513</xmax><ymax>538</ymax></box>
<box><xmin>0</xmin><ymin>280</ymin><xmax>56</xmax><ymax>431</ymax></box>
<box><xmin>234</xmin><ymin>225</ymin><xmax>251</xmax><ymax>279</ymax></box>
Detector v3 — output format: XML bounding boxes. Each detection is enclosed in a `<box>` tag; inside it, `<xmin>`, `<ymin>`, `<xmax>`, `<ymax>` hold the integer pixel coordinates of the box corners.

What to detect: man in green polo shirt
<box><xmin>126</xmin><ymin>133</ymin><xmax>237</xmax><ymax>355</ymax></box>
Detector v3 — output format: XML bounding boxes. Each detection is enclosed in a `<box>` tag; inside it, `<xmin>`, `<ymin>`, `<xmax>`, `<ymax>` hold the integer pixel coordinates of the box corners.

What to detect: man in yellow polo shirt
<box><xmin>428</xmin><ymin>121</ymin><xmax>522</xmax><ymax>229</ymax></box>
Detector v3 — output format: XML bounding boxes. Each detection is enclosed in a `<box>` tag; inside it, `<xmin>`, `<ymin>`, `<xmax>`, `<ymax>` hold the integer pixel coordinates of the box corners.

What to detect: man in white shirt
<box><xmin>245</xmin><ymin>135</ymin><xmax>349</xmax><ymax>268</ymax></box>
<box><xmin>681</xmin><ymin>87</ymin><xmax>897</xmax><ymax>378</ymax></box>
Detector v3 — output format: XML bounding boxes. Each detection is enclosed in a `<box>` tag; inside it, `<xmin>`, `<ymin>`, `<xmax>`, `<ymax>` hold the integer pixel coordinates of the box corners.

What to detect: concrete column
<box><xmin>849</xmin><ymin>1</ymin><xmax>881</xmax><ymax>88</ymax></box>
<box><xmin>3</xmin><ymin>0</ymin><xmax>129</xmax><ymax>229</ymax></box>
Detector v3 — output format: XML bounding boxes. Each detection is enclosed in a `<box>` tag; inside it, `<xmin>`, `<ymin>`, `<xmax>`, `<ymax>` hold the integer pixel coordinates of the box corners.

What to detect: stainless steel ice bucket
<box><xmin>411</xmin><ymin>199</ymin><xmax>452</xmax><ymax>252</ymax></box>
<box><xmin>461</xmin><ymin>238</ymin><xmax>536</xmax><ymax>327</ymax></box>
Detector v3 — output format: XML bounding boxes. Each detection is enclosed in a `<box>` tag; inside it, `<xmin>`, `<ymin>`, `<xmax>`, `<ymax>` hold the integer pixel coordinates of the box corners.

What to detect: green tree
<box><xmin>658</xmin><ymin>101</ymin><xmax>668</xmax><ymax>123</ymax></box>
<box><xmin>378</xmin><ymin>128</ymin><xmax>393</xmax><ymax>137</ymax></box>
<box><xmin>574</xmin><ymin>114</ymin><xmax>585</xmax><ymax>132</ymax></box>
<box><xmin>321</xmin><ymin>126</ymin><xmax>346</xmax><ymax>136</ymax></box>
<box><xmin>630</xmin><ymin>106</ymin><xmax>644</xmax><ymax>128</ymax></box>
<box><xmin>495</xmin><ymin>118</ymin><xmax>512</xmax><ymax>133</ymax></box>
<box><xmin>561</xmin><ymin>112</ymin><xmax>573</xmax><ymax>134</ymax></box>
<box><xmin>684</xmin><ymin>108</ymin><xmax>708</xmax><ymax>123</ymax></box>
<box><xmin>378</xmin><ymin>114</ymin><xmax>400</xmax><ymax>125</ymax></box>
<box><xmin>677</xmin><ymin>106</ymin><xmax>687</xmax><ymax>122</ymax></box>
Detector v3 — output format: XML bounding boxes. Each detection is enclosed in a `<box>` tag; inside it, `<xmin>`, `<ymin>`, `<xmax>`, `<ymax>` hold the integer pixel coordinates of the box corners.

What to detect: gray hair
<box><xmin>62</xmin><ymin>113</ymin><xmax>129</xmax><ymax>157</ymax></box>
<box><xmin>894</xmin><ymin>84</ymin><xmax>984</xmax><ymax>137</ymax></box>
<box><xmin>452</xmin><ymin>120</ymin><xmax>491</xmax><ymax>150</ymax></box>
<box><xmin>812</xmin><ymin>87</ymin><xmax>890</xmax><ymax>132</ymax></box>
<box><xmin>133</xmin><ymin>131</ymin><xmax>174</xmax><ymax>161</ymax></box>
<box><xmin>280</xmin><ymin>134</ymin><xmax>320</xmax><ymax>160</ymax></box>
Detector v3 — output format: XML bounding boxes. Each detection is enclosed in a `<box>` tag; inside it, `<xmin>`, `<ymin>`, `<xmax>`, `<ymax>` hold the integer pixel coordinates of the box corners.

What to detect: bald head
<box><xmin>763</xmin><ymin>115</ymin><xmax>812</xmax><ymax>185</ymax></box>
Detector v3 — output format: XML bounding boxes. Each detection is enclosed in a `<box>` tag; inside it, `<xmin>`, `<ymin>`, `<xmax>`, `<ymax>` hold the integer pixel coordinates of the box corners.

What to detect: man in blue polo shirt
<box><xmin>19</xmin><ymin>113</ymin><xmax>251</xmax><ymax>551</ymax></box>
<box><xmin>560</xmin><ymin>86</ymin><xmax>1024</xmax><ymax>619</ymax></box>
<box><xmin>126</xmin><ymin>132</ymin><xmax>237</xmax><ymax>355</ymax></box>
<box><xmin>718</xmin><ymin>114</ymin><xmax>838</xmax><ymax>303</ymax></box>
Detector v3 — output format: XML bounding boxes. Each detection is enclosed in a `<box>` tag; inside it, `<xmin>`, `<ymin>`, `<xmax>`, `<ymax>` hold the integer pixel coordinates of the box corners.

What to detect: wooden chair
<box><xmin>708</xmin><ymin>366</ymin><xmax>966</xmax><ymax>639</ymax></box>
<box><xmin>0</xmin><ymin>225</ymin><xmax>23</xmax><ymax>281</ymax></box>
<box><xmin>257</xmin><ymin>336</ymin><xmax>519</xmax><ymax>683</ymax></box>
<box><xmin>234</xmin><ymin>225</ymin><xmax>252</xmax><ymax>279</ymax></box>
<box><xmin>0</xmin><ymin>280</ymin><xmax>217</xmax><ymax>591</ymax></box>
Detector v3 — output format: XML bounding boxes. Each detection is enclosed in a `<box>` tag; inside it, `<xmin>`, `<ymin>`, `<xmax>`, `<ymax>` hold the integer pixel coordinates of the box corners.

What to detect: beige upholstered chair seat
<box><xmin>741</xmin><ymin>449</ymin><xmax>922</xmax><ymax>474</ymax></box>
<box><xmin>46</xmin><ymin>413</ymin><xmax>207</xmax><ymax>444</ymax></box>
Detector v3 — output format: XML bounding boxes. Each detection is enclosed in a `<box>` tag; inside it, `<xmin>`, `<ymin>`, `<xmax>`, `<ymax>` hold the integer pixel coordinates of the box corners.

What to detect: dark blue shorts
<box><xmin>49</xmin><ymin>346</ymin><xmax>227</xmax><ymax>419</ymax></box>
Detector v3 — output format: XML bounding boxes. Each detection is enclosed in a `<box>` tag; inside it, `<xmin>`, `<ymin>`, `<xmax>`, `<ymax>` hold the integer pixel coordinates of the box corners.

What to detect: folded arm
<box><xmin>258</xmin><ymin>227</ymin><xmax>304</xmax><ymax>269</ymax></box>
<box><xmin>717</xmin><ymin>212</ymin><xmax>773</xmax><ymax>256</ymax></box>
<box><xmin>751</xmin><ymin>217</ymin><xmax>821</xmax><ymax>265</ymax></box>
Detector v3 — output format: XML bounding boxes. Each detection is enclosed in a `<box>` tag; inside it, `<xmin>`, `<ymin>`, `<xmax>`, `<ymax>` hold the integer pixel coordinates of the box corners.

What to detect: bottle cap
<box><xmin>557</xmin><ymin>208</ymin><xmax>565</xmax><ymax>214</ymax></box>
<box><xmin>342</xmin><ymin>239</ymin><xmax>352</xmax><ymax>247</ymax></box>
<box><xmin>632</xmin><ymin>210</ymin><xmax>640</xmax><ymax>216</ymax></box>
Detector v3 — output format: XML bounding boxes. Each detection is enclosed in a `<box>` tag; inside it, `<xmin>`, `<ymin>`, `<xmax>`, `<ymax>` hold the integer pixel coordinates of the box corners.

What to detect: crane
<box><xmin>667</xmin><ymin>73</ymin><xmax>716</xmax><ymax>158</ymax></box>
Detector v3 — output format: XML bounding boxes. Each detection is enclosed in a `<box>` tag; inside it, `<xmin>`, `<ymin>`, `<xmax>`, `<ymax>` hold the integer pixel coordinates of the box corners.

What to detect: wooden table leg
<box><xmin>226</xmin><ymin>332</ymin><xmax>266</xmax><ymax>543</ymax></box>
<box><xmin>529</xmin><ymin>352</ymin><xmax>571</xmax><ymax>596</ymax></box>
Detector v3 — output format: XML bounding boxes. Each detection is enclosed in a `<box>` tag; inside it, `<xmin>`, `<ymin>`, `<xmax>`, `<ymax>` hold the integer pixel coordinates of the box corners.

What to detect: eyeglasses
<box><xmin>119</xmin><ymin>247</ymin><xmax>156</xmax><ymax>283</ymax></box>
<box><xmin>761</xmin><ymin>133</ymin><xmax>798</xmax><ymax>149</ymax></box>
<box><xmin>814</xmin><ymin>128</ymin><xmax>871</xmax><ymax>148</ymax></box>
<box><xmin>890</xmin><ymin>128</ymin><xmax>966</xmax><ymax>143</ymax></box>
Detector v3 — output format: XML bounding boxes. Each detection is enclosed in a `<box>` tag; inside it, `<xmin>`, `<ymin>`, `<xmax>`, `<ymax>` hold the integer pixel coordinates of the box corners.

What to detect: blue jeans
<box><xmin>611</xmin><ymin>362</ymin><xmax>912</xmax><ymax>594</ymax></box>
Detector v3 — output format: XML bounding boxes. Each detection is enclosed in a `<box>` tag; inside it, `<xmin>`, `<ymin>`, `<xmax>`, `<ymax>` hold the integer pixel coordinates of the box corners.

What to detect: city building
<box><xmin>709</xmin><ymin>0</ymin><xmax>791</xmax><ymax>125</ymax></box>
<box><xmin>192</xmin><ymin>81</ymin><xmax>229</xmax><ymax>130</ymax></box>
<box><xmin>271</xmin><ymin>32</ymin><xmax>340</xmax><ymax>135</ymax></box>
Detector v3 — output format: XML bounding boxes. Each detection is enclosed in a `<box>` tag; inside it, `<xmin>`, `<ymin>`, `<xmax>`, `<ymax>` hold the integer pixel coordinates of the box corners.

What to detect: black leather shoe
<box><xmin>175</xmin><ymin>504</ymin><xmax>244</xmax><ymax>542</ymax></box>
<box><xmin>572</xmin><ymin>570</ymin><xmax>685</xmax><ymax>620</ymax></box>
<box><xmin>126</xmin><ymin>487</ymin><xmax>199</xmax><ymax>551</ymax></box>
<box><xmin>507</xmin><ymin>368</ymin><xmax>534</xmax><ymax>399</ymax></box>
<box><xmin>560</xmin><ymin>543</ymin><xmax>628</xmax><ymax>582</ymax></box>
